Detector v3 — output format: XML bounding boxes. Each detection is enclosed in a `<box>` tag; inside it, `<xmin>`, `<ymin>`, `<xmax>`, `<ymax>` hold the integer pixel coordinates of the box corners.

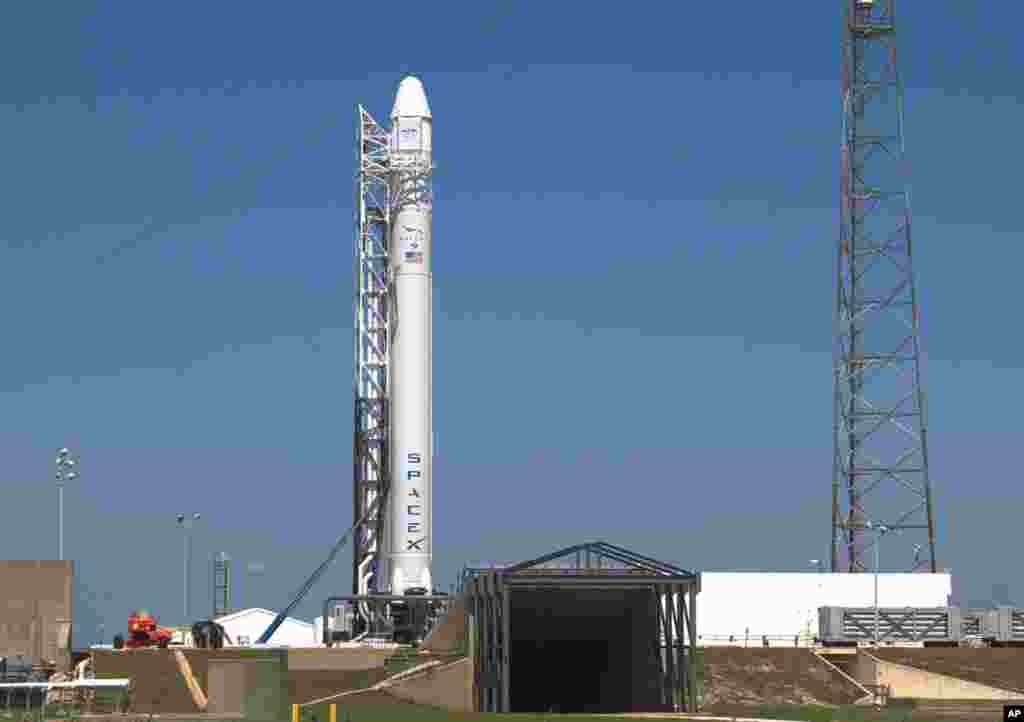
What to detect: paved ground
<box><xmin>870</xmin><ymin>647</ymin><xmax>1024</xmax><ymax>693</ymax></box>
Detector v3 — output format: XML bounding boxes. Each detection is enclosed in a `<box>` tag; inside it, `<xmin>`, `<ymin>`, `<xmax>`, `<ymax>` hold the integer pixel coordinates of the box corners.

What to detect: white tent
<box><xmin>214</xmin><ymin>608</ymin><xmax>317</xmax><ymax>647</ymax></box>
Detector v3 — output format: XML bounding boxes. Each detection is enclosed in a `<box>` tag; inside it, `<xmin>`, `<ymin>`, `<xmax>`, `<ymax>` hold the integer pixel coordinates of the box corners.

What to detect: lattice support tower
<box><xmin>212</xmin><ymin>552</ymin><xmax>231</xmax><ymax>618</ymax></box>
<box><xmin>352</xmin><ymin>106</ymin><xmax>392</xmax><ymax>604</ymax></box>
<box><xmin>832</xmin><ymin>0</ymin><xmax>937</xmax><ymax>573</ymax></box>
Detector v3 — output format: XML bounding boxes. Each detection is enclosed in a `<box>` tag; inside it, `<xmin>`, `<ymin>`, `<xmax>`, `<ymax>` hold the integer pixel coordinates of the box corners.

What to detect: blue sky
<box><xmin>1</xmin><ymin>2</ymin><xmax>1021</xmax><ymax>645</ymax></box>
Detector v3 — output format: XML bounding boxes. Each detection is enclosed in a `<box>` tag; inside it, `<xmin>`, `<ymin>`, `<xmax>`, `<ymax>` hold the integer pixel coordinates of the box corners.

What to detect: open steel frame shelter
<box><xmin>461</xmin><ymin>541</ymin><xmax>700</xmax><ymax>713</ymax></box>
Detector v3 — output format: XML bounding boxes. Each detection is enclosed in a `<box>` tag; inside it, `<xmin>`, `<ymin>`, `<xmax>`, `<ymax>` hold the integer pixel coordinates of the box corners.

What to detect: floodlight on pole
<box><xmin>55</xmin><ymin>448</ymin><xmax>79</xmax><ymax>561</ymax></box>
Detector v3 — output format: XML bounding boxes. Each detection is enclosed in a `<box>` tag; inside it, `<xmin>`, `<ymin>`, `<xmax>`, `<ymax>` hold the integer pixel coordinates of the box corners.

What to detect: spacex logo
<box><xmin>404</xmin><ymin>451</ymin><xmax>426</xmax><ymax>552</ymax></box>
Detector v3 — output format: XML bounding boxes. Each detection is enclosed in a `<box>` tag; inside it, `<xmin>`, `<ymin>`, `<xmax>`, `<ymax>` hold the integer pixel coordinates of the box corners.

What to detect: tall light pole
<box><xmin>55</xmin><ymin>448</ymin><xmax>79</xmax><ymax>561</ymax></box>
<box><xmin>808</xmin><ymin>559</ymin><xmax>826</xmax><ymax>642</ymax></box>
<box><xmin>866</xmin><ymin>522</ymin><xmax>890</xmax><ymax>644</ymax></box>
<box><xmin>177</xmin><ymin>513</ymin><xmax>202</xmax><ymax>622</ymax></box>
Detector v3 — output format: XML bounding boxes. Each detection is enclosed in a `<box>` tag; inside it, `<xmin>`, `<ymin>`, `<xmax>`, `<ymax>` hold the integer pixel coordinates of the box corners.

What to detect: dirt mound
<box><xmin>701</xmin><ymin>647</ymin><xmax>865</xmax><ymax>712</ymax></box>
<box><xmin>871</xmin><ymin>647</ymin><xmax>1024</xmax><ymax>693</ymax></box>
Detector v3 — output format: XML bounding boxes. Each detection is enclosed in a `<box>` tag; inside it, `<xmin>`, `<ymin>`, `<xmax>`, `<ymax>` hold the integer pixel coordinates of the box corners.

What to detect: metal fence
<box><xmin>0</xmin><ymin>679</ymin><xmax>131</xmax><ymax>719</ymax></box>
<box><xmin>819</xmin><ymin>605</ymin><xmax>1024</xmax><ymax>644</ymax></box>
<box><xmin>699</xmin><ymin>633</ymin><xmax>818</xmax><ymax>647</ymax></box>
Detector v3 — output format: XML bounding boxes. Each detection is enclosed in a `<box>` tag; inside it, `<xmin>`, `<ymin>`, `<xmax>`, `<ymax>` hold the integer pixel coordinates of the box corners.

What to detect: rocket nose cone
<box><xmin>392</xmin><ymin>76</ymin><xmax>431</xmax><ymax>119</ymax></box>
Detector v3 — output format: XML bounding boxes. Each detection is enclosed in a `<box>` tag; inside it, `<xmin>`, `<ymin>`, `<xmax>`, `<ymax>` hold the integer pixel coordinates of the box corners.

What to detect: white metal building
<box><xmin>214</xmin><ymin>608</ymin><xmax>317</xmax><ymax>647</ymax></box>
<box><xmin>697</xmin><ymin>572</ymin><xmax>952</xmax><ymax>646</ymax></box>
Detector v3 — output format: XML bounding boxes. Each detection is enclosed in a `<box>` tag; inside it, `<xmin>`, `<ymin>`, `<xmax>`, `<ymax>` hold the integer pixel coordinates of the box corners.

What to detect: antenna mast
<box><xmin>833</xmin><ymin>0</ymin><xmax>938</xmax><ymax>573</ymax></box>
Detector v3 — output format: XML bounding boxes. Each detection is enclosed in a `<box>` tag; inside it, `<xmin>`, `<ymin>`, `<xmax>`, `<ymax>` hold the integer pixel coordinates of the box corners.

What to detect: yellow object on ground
<box><xmin>173</xmin><ymin>649</ymin><xmax>208</xmax><ymax>711</ymax></box>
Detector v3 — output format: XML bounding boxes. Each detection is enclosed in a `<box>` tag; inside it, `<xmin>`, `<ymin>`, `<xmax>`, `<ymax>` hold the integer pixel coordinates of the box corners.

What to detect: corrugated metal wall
<box><xmin>0</xmin><ymin>560</ymin><xmax>73</xmax><ymax>666</ymax></box>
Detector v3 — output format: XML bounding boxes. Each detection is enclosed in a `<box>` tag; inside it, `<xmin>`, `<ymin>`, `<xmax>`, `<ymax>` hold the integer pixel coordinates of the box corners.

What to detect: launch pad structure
<box><xmin>336</xmin><ymin>0</ymin><xmax>944</xmax><ymax>707</ymax></box>
<box><xmin>352</xmin><ymin>104</ymin><xmax>392</xmax><ymax>610</ymax></box>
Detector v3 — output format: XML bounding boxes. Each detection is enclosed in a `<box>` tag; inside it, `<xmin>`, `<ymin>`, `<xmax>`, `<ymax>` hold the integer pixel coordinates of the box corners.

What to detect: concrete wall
<box><xmin>854</xmin><ymin>651</ymin><xmax>1024</xmax><ymax>700</ymax></box>
<box><xmin>421</xmin><ymin>602</ymin><xmax>466</xmax><ymax>654</ymax></box>
<box><xmin>0</xmin><ymin>560</ymin><xmax>73</xmax><ymax>668</ymax></box>
<box><xmin>384</xmin><ymin>658</ymin><xmax>473</xmax><ymax>712</ymax></box>
<box><xmin>93</xmin><ymin>647</ymin><xmax>290</xmax><ymax>718</ymax></box>
<box><xmin>92</xmin><ymin>648</ymin><xmax>211</xmax><ymax>714</ymax></box>
<box><xmin>207</xmin><ymin>648</ymin><xmax>289</xmax><ymax>722</ymax></box>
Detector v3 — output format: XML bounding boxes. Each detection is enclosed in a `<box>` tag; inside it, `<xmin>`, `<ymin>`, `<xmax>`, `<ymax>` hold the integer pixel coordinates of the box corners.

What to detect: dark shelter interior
<box><xmin>510</xmin><ymin>588</ymin><xmax>662</xmax><ymax>713</ymax></box>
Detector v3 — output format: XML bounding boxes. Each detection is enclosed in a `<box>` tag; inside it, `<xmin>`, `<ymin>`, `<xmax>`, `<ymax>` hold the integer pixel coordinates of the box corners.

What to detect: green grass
<box><xmin>382</xmin><ymin>647</ymin><xmax>424</xmax><ymax>677</ymax></box>
<box><xmin>91</xmin><ymin>670</ymin><xmax>128</xmax><ymax>679</ymax></box>
<box><xmin>293</xmin><ymin>700</ymin><xmax>950</xmax><ymax>722</ymax></box>
<box><xmin>298</xmin><ymin>709</ymin><xmax>713</xmax><ymax>722</ymax></box>
<box><xmin>734</xmin><ymin>703</ymin><xmax>841</xmax><ymax>721</ymax></box>
<box><xmin>701</xmin><ymin>701</ymin><xmax>939</xmax><ymax>722</ymax></box>
<box><xmin>298</xmin><ymin>700</ymin><xmax>819</xmax><ymax>722</ymax></box>
<box><xmin>0</xmin><ymin>703</ymin><xmax>951</xmax><ymax>722</ymax></box>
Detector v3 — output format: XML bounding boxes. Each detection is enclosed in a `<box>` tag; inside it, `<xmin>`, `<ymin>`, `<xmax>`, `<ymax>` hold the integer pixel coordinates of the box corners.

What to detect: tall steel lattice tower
<box><xmin>212</xmin><ymin>552</ymin><xmax>231</xmax><ymax>618</ymax></box>
<box><xmin>353</xmin><ymin>106</ymin><xmax>392</xmax><ymax>602</ymax></box>
<box><xmin>832</xmin><ymin>0</ymin><xmax>938</xmax><ymax>573</ymax></box>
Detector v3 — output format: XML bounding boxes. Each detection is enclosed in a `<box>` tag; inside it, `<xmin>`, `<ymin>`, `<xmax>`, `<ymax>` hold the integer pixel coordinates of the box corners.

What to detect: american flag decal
<box><xmin>405</xmin><ymin>251</ymin><xmax>423</xmax><ymax>264</ymax></box>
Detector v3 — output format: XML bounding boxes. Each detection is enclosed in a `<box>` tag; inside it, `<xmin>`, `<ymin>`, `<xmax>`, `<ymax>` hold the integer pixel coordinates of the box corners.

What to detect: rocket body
<box><xmin>387</xmin><ymin>77</ymin><xmax>433</xmax><ymax>595</ymax></box>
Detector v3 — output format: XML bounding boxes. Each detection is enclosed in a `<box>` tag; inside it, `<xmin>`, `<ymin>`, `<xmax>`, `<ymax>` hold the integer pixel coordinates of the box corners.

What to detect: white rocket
<box><xmin>386</xmin><ymin>76</ymin><xmax>433</xmax><ymax>595</ymax></box>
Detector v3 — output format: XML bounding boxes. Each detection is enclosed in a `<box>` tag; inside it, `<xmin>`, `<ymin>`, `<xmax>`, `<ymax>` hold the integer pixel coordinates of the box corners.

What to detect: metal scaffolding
<box><xmin>833</xmin><ymin>0</ymin><xmax>938</xmax><ymax>573</ymax></box>
<box><xmin>212</xmin><ymin>552</ymin><xmax>231</xmax><ymax>618</ymax></box>
<box><xmin>319</xmin><ymin>594</ymin><xmax>452</xmax><ymax>646</ymax></box>
<box><xmin>462</xmin><ymin>542</ymin><xmax>700</xmax><ymax>713</ymax></box>
<box><xmin>352</xmin><ymin>106</ymin><xmax>393</xmax><ymax>606</ymax></box>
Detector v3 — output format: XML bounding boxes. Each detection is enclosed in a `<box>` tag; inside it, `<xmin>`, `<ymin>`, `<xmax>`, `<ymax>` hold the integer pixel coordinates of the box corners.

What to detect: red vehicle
<box><xmin>112</xmin><ymin>610</ymin><xmax>174</xmax><ymax>649</ymax></box>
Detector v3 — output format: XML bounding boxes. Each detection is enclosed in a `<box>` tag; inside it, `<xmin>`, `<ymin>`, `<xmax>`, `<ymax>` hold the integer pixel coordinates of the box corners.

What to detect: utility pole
<box><xmin>176</xmin><ymin>513</ymin><xmax>202</xmax><ymax>622</ymax></box>
<box><xmin>870</xmin><ymin>523</ymin><xmax>890</xmax><ymax>643</ymax></box>
<box><xmin>55</xmin><ymin>448</ymin><xmax>79</xmax><ymax>561</ymax></box>
<box><xmin>832</xmin><ymin>0</ymin><xmax>938</xmax><ymax>574</ymax></box>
